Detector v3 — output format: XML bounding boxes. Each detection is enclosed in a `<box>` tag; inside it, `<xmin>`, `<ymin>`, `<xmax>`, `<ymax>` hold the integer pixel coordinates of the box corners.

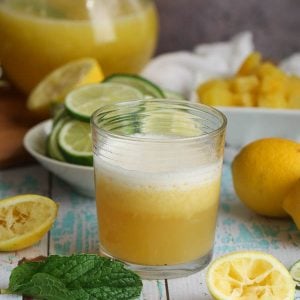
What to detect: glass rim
<box><xmin>91</xmin><ymin>99</ymin><xmax>227</xmax><ymax>143</ymax></box>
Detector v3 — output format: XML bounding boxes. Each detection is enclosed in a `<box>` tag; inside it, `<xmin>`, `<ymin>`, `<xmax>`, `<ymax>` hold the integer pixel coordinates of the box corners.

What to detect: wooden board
<box><xmin>0</xmin><ymin>164</ymin><xmax>300</xmax><ymax>299</ymax></box>
<box><xmin>0</xmin><ymin>87</ymin><xmax>41</xmax><ymax>169</ymax></box>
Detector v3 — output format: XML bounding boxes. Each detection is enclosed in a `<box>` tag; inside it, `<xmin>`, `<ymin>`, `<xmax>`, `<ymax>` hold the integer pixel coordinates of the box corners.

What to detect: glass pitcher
<box><xmin>0</xmin><ymin>0</ymin><xmax>158</xmax><ymax>93</ymax></box>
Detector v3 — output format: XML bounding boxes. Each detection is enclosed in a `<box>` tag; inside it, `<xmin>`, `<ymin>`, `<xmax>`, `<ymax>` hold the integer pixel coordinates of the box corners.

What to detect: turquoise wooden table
<box><xmin>0</xmin><ymin>163</ymin><xmax>300</xmax><ymax>299</ymax></box>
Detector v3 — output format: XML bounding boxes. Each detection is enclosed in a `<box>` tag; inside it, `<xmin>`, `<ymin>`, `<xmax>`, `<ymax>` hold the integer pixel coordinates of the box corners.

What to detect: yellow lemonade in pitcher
<box><xmin>95</xmin><ymin>157</ymin><xmax>222</xmax><ymax>266</ymax></box>
<box><xmin>0</xmin><ymin>0</ymin><xmax>158</xmax><ymax>93</ymax></box>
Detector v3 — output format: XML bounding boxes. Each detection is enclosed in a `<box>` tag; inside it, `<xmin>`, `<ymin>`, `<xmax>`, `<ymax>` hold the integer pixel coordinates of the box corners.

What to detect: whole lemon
<box><xmin>232</xmin><ymin>138</ymin><xmax>300</xmax><ymax>217</ymax></box>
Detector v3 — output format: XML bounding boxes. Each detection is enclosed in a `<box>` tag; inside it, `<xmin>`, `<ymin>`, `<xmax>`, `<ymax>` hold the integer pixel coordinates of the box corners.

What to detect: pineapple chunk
<box><xmin>199</xmin><ymin>87</ymin><xmax>235</xmax><ymax>106</ymax></box>
<box><xmin>258</xmin><ymin>93</ymin><xmax>287</xmax><ymax>108</ymax></box>
<box><xmin>231</xmin><ymin>76</ymin><xmax>259</xmax><ymax>93</ymax></box>
<box><xmin>197</xmin><ymin>79</ymin><xmax>229</xmax><ymax>95</ymax></box>
<box><xmin>260</xmin><ymin>76</ymin><xmax>287</xmax><ymax>94</ymax></box>
<box><xmin>287</xmin><ymin>94</ymin><xmax>300</xmax><ymax>108</ymax></box>
<box><xmin>196</xmin><ymin>51</ymin><xmax>300</xmax><ymax>109</ymax></box>
<box><xmin>233</xmin><ymin>93</ymin><xmax>256</xmax><ymax>107</ymax></box>
<box><xmin>237</xmin><ymin>52</ymin><xmax>262</xmax><ymax>76</ymax></box>
<box><xmin>257</xmin><ymin>62</ymin><xmax>286</xmax><ymax>80</ymax></box>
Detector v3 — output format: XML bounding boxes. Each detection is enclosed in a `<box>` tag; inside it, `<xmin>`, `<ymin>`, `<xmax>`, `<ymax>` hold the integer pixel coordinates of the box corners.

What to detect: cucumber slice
<box><xmin>104</xmin><ymin>74</ymin><xmax>165</xmax><ymax>98</ymax></box>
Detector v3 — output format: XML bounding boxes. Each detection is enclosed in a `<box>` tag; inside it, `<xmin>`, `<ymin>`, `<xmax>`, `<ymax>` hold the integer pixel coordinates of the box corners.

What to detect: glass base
<box><xmin>100</xmin><ymin>246</ymin><xmax>213</xmax><ymax>280</ymax></box>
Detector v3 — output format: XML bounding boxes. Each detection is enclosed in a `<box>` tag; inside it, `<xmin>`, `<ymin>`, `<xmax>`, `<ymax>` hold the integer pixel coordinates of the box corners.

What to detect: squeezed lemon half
<box><xmin>206</xmin><ymin>251</ymin><xmax>295</xmax><ymax>300</ymax></box>
<box><xmin>0</xmin><ymin>194</ymin><xmax>58</xmax><ymax>251</ymax></box>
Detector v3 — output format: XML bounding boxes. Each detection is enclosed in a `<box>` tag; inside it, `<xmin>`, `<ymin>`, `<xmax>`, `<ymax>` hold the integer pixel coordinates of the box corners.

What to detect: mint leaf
<box><xmin>9</xmin><ymin>254</ymin><xmax>142</xmax><ymax>300</ymax></box>
<box><xmin>12</xmin><ymin>273</ymin><xmax>70</xmax><ymax>300</ymax></box>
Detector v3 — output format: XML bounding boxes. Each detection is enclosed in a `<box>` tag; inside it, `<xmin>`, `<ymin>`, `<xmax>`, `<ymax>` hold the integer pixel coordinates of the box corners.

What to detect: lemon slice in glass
<box><xmin>0</xmin><ymin>194</ymin><xmax>58</xmax><ymax>251</ymax></box>
<box><xmin>206</xmin><ymin>251</ymin><xmax>296</xmax><ymax>299</ymax></box>
<box><xmin>27</xmin><ymin>58</ymin><xmax>104</xmax><ymax>117</ymax></box>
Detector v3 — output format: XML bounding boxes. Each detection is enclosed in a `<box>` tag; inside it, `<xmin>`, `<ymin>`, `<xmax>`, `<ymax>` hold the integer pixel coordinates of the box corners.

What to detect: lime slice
<box><xmin>206</xmin><ymin>251</ymin><xmax>295</xmax><ymax>299</ymax></box>
<box><xmin>58</xmin><ymin>120</ymin><xmax>93</xmax><ymax>166</ymax></box>
<box><xmin>65</xmin><ymin>82</ymin><xmax>144</xmax><ymax>122</ymax></box>
<box><xmin>290</xmin><ymin>260</ymin><xmax>300</xmax><ymax>289</ymax></box>
<box><xmin>52</xmin><ymin>105</ymin><xmax>68</xmax><ymax>126</ymax></box>
<box><xmin>47</xmin><ymin>116</ymin><xmax>70</xmax><ymax>161</ymax></box>
<box><xmin>104</xmin><ymin>74</ymin><xmax>165</xmax><ymax>98</ymax></box>
<box><xmin>27</xmin><ymin>58</ymin><xmax>104</xmax><ymax>117</ymax></box>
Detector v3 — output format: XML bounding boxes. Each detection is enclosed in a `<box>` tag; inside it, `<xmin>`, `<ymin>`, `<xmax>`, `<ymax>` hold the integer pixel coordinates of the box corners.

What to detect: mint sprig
<box><xmin>9</xmin><ymin>254</ymin><xmax>142</xmax><ymax>300</ymax></box>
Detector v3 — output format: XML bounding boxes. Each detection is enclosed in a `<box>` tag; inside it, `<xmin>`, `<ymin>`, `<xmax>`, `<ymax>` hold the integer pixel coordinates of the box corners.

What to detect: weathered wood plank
<box><xmin>49</xmin><ymin>177</ymin><xmax>98</xmax><ymax>255</ymax></box>
<box><xmin>0</xmin><ymin>296</ymin><xmax>22</xmax><ymax>300</ymax></box>
<box><xmin>0</xmin><ymin>165</ymin><xmax>49</xmax><ymax>299</ymax></box>
<box><xmin>140</xmin><ymin>280</ymin><xmax>167</xmax><ymax>300</ymax></box>
<box><xmin>167</xmin><ymin>272</ymin><xmax>209</xmax><ymax>300</ymax></box>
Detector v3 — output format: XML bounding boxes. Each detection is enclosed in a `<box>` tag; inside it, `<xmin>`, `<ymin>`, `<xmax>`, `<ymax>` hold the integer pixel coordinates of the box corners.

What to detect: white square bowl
<box><xmin>217</xmin><ymin>107</ymin><xmax>300</xmax><ymax>161</ymax></box>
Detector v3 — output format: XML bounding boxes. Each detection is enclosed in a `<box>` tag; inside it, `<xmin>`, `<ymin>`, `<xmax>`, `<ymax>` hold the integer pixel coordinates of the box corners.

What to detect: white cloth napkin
<box><xmin>279</xmin><ymin>54</ymin><xmax>300</xmax><ymax>76</ymax></box>
<box><xmin>142</xmin><ymin>31</ymin><xmax>254</xmax><ymax>97</ymax></box>
<box><xmin>142</xmin><ymin>31</ymin><xmax>300</xmax><ymax>98</ymax></box>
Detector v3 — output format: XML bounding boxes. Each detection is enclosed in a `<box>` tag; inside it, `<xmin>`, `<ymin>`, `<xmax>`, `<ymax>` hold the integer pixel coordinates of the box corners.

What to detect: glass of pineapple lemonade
<box><xmin>91</xmin><ymin>99</ymin><xmax>227</xmax><ymax>279</ymax></box>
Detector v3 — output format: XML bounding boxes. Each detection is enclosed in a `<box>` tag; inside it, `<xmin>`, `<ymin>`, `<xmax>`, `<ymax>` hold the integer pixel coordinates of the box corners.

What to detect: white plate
<box><xmin>23</xmin><ymin>120</ymin><xmax>94</xmax><ymax>197</ymax></box>
<box><xmin>218</xmin><ymin>107</ymin><xmax>300</xmax><ymax>161</ymax></box>
<box><xmin>23</xmin><ymin>107</ymin><xmax>300</xmax><ymax>185</ymax></box>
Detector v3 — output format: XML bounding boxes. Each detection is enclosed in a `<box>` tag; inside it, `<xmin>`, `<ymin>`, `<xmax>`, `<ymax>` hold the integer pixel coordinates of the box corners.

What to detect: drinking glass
<box><xmin>92</xmin><ymin>99</ymin><xmax>227</xmax><ymax>279</ymax></box>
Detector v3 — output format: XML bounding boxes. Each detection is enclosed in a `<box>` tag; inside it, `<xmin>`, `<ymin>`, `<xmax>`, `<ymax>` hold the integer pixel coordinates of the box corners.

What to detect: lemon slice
<box><xmin>206</xmin><ymin>251</ymin><xmax>295</xmax><ymax>300</ymax></box>
<box><xmin>27</xmin><ymin>58</ymin><xmax>104</xmax><ymax>117</ymax></box>
<box><xmin>0</xmin><ymin>194</ymin><xmax>58</xmax><ymax>251</ymax></box>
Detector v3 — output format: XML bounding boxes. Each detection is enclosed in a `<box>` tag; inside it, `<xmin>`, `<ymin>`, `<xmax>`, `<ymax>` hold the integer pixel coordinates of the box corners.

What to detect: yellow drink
<box><xmin>95</xmin><ymin>157</ymin><xmax>222</xmax><ymax>266</ymax></box>
<box><xmin>0</xmin><ymin>0</ymin><xmax>158</xmax><ymax>93</ymax></box>
<box><xmin>92</xmin><ymin>99</ymin><xmax>227</xmax><ymax>278</ymax></box>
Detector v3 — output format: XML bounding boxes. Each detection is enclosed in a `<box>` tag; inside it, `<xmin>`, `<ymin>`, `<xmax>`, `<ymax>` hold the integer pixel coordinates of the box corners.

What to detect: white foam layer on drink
<box><xmin>94</xmin><ymin>134</ymin><xmax>223</xmax><ymax>189</ymax></box>
<box><xmin>95</xmin><ymin>159</ymin><xmax>222</xmax><ymax>189</ymax></box>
